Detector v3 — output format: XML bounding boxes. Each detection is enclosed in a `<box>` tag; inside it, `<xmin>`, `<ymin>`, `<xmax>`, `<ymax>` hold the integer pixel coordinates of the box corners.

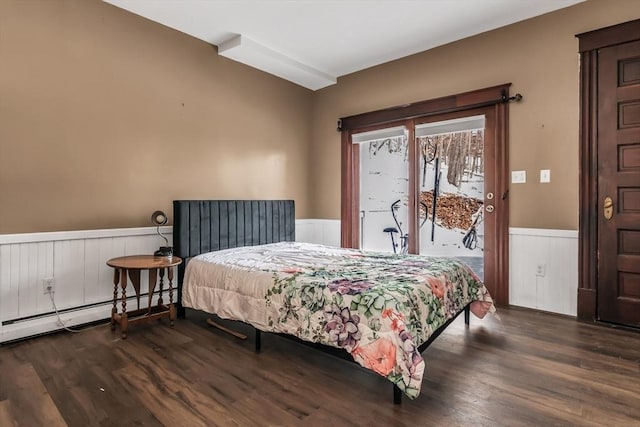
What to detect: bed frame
<box><xmin>173</xmin><ymin>199</ymin><xmax>470</xmax><ymax>404</ymax></box>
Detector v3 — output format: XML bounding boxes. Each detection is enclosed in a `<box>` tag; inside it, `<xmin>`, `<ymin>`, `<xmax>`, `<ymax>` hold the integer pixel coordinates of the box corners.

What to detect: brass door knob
<box><xmin>603</xmin><ymin>196</ymin><xmax>613</xmax><ymax>220</ymax></box>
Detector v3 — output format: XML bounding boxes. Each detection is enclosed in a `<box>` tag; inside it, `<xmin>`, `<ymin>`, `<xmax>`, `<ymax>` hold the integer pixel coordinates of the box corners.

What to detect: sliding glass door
<box><xmin>353</xmin><ymin>117</ymin><xmax>486</xmax><ymax>268</ymax></box>
<box><xmin>416</xmin><ymin>116</ymin><xmax>486</xmax><ymax>278</ymax></box>
<box><xmin>354</xmin><ymin>126</ymin><xmax>408</xmax><ymax>252</ymax></box>
<box><xmin>339</xmin><ymin>85</ymin><xmax>511</xmax><ymax>305</ymax></box>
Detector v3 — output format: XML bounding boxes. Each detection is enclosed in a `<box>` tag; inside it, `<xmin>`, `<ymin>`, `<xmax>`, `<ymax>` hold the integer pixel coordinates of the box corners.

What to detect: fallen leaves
<box><xmin>420</xmin><ymin>191</ymin><xmax>483</xmax><ymax>230</ymax></box>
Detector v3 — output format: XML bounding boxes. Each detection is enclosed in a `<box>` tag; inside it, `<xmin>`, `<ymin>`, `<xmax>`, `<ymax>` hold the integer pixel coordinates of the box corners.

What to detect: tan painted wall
<box><xmin>0</xmin><ymin>0</ymin><xmax>312</xmax><ymax>234</ymax></box>
<box><xmin>310</xmin><ymin>0</ymin><xmax>640</xmax><ymax>230</ymax></box>
<box><xmin>4</xmin><ymin>0</ymin><xmax>639</xmax><ymax>234</ymax></box>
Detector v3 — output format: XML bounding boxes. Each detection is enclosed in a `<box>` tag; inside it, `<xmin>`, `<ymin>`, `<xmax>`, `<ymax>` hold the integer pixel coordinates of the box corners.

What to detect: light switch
<box><xmin>540</xmin><ymin>169</ymin><xmax>551</xmax><ymax>183</ymax></box>
<box><xmin>511</xmin><ymin>170</ymin><xmax>526</xmax><ymax>184</ymax></box>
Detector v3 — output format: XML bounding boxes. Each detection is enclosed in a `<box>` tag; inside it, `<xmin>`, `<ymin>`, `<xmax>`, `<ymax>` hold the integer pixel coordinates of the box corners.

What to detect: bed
<box><xmin>173</xmin><ymin>200</ymin><xmax>494</xmax><ymax>403</ymax></box>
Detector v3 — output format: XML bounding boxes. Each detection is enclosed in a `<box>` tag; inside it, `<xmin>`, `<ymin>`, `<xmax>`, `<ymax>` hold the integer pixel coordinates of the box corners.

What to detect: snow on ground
<box><xmin>359</xmin><ymin>138</ymin><xmax>484</xmax><ymax>258</ymax></box>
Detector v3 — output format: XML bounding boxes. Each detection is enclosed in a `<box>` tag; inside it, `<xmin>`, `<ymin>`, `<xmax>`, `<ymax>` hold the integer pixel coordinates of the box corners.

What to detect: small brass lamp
<box><xmin>151</xmin><ymin>210</ymin><xmax>172</xmax><ymax>257</ymax></box>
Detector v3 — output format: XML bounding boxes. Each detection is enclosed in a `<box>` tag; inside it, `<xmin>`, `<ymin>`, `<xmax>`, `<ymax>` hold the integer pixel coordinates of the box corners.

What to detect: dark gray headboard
<box><xmin>173</xmin><ymin>200</ymin><xmax>295</xmax><ymax>258</ymax></box>
<box><xmin>173</xmin><ymin>200</ymin><xmax>295</xmax><ymax>316</ymax></box>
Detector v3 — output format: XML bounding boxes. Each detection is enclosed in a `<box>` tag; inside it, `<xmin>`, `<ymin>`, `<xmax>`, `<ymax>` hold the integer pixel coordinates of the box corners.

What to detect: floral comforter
<box><xmin>182</xmin><ymin>241</ymin><xmax>494</xmax><ymax>398</ymax></box>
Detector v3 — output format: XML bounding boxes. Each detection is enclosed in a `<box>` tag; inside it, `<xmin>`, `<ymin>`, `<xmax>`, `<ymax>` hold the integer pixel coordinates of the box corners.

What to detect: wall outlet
<box><xmin>535</xmin><ymin>264</ymin><xmax>546</xmax><ymax>277</ymax></box>
<box><xmin>42</xmin><ymin>277</ymin><xmax>55</xmax><ymax>294</ymax></box>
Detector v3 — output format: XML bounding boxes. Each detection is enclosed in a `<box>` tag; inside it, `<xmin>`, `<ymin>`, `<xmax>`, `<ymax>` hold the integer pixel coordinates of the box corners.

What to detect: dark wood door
<box><xmin>597</xmin><ymin>40</ymin><xmax>640</xmax><ymax>327</ymax></box>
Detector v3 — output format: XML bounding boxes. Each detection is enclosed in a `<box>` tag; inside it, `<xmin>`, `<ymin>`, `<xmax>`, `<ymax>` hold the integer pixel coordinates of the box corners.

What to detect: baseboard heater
<box><xmin>0</xmin><ymin>293</ymin><xmax>159</xmax><ymax>344</ymax></box>
<box><xmin>1</xmin><ymin>292</ymin><xmax>153</xmax><ymax>326</ymax></box>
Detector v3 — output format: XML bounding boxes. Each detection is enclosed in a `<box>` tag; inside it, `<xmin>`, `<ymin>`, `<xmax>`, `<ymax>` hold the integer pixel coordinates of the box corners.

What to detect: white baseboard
<box><xmin>2</xmin><ymin>302</ymin><xmax>110</xmax><ymax>343</ymax></box>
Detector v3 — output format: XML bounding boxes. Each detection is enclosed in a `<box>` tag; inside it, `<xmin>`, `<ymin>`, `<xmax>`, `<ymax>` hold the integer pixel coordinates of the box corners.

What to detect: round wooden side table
<box><xmin>106</xmin><ymin>255</ymin><xmax>182</xmax><ymax>339</ymax></box>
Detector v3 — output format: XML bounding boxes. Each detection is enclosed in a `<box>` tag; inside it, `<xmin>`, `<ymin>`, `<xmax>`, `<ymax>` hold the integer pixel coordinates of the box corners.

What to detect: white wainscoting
<box><xmin>0</xmin><ymin>222</ymin><xmax>576</xmax><ymax>342</ymax></box>
<box><xmin>0</xmin><ymin>220</ymin><xmax>341</xmax><ymax>343</ymax></box>
<box><xmin>509</xmin><ymin>228</ymin><xmax>579</xmax><ymax>316</ymax></box>
<box><xmin>295</xmin><ymin>219</ymin><xmax>341</xmax><ymax>247</ymax></box>
<box><xmin>0</xmin><ymin>227</ymin><xmax>173</xmax><ymax>343</ymax></box>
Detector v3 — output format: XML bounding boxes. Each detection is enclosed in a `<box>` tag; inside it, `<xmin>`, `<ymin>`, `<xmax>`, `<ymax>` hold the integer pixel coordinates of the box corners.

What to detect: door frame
<box><xmin>577</xmin><ymin>19</ymin><xmax>640</xmax><ymax>321</ymax></box>
<box><xmin>339</xmin><ymin>84</ymin><xmax>511</xmax><ymax>306</ymax></box>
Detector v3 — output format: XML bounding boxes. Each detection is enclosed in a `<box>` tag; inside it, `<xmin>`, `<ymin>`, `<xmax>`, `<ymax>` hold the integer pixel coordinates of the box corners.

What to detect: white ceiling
<box><xmin>104</xmin><ymin>0</ymin><xmax>584</xmax><ymax>90</ymax></box>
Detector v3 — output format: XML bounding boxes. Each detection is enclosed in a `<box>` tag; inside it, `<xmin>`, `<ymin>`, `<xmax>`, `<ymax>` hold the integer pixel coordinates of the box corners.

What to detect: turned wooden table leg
<box><xmin>168</xmin><ymin>267</ymin><xmax>175</xmax><ymax>326</ymax></box>
<box><xmin>120</xmin><ymin>268</ymin><xmax>129</xmax><ymax>339</ymax></box>
<box><xmin>158</xmin><ymin>267</ymin><xmax>165</xmax><ymax>309</ymax></box>
<box><xmin>111</xmin><ymin>268</ymin><xmax>119</xmax><ymax>331</ymax></box>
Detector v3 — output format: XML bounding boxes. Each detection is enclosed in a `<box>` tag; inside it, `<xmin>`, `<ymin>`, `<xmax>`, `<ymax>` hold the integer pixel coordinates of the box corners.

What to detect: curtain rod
<box><xmin>337</xmin><ymin>89</ymin><xmax>523</xmax><ymax>132</ymax></box>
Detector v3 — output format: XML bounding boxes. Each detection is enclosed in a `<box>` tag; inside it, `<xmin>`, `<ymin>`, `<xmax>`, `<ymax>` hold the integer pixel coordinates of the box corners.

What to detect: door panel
<box><xmin>416</xmin><ymin>117</ymin><xmax>485</xmax><ymax>260</ymax></box>
<box><xmin>357</xmin><ymin>127</ymin><xmax>409</xmax><ymax>252</ymax></box>
<box><xmin>619</xmin><ymin>101</ymin><xmax>640</xmax><ymax>128</ymax></box>
<box><xmin>597</xmin><ymin>40</ymin><xmax>640</xmax><ymax>327</ymax></box>
<box><xmin>619</xmin><ymin>144</ymin><xmax>640</xmax><ymax>170</ymax></box>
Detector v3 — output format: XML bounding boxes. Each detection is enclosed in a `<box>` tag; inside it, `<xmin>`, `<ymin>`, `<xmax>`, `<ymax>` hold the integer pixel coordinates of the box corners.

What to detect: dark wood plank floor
<box><xmin>1</xmin><ymin>307</ymin><xmax>639</xmax><ymax>426</ymax></box>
